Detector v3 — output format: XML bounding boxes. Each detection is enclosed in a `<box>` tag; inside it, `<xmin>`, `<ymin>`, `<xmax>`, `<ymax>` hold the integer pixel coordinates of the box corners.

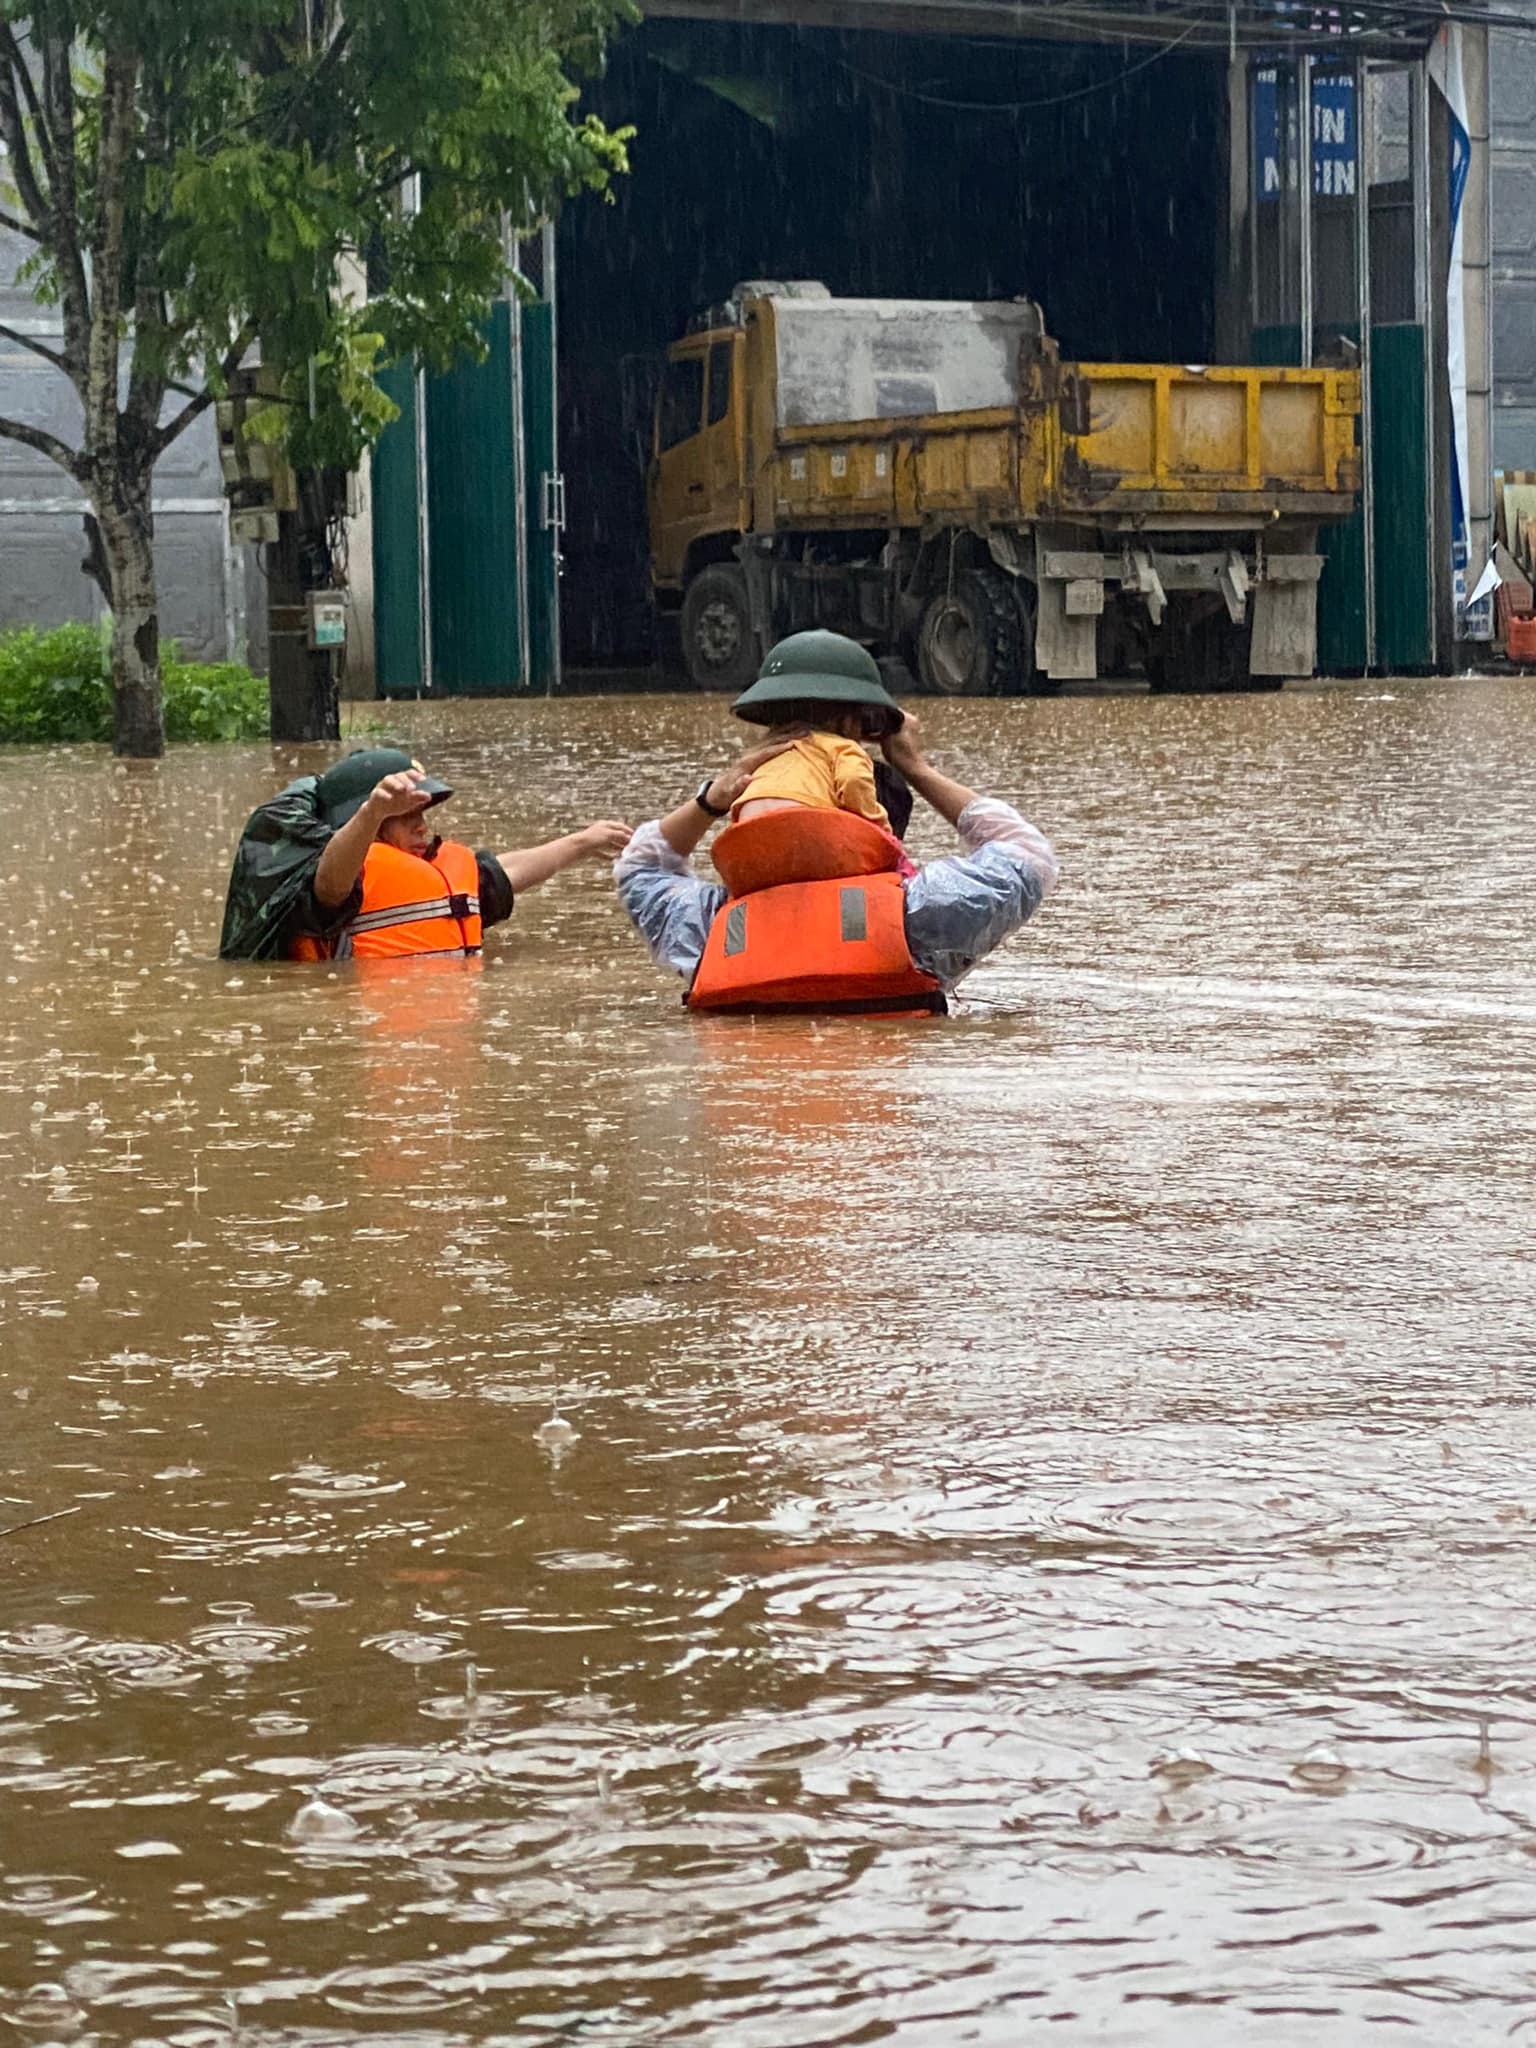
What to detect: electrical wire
<box><xmin>818</xmin><ymin>0</ymin><xmax>1536</xmax><ymax>46</ymax></box>
<box><xmin>834</xmin><ymin>23</ymin><xmax>1199</xmax><ymax>111</ymax></box>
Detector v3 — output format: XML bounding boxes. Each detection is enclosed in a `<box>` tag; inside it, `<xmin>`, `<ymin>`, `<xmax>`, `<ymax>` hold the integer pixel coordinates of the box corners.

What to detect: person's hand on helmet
<box><xmin>701</xmin><ymin>727</ymin><xmax>812</xmax><ymax>814</ymax></box>
<box><xmin>365</xmin><ymin>767</ymin><xmax>433</xmax><ymax>824</ymax></box>
<box><xmin>880</xmin><ymin>713</ymin><xmax>922</xmax><ymax>776</ymax></box>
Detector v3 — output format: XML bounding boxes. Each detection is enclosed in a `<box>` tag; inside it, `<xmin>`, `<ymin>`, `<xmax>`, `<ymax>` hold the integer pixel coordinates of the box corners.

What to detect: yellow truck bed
<box><xmin>1060</xmin><ymin>363</ymin><xmax>1360</xmax><ymax>514</ymax></box>
<box><xmin>761</xmin><ymin>364</ymin><xmax>1360</xmax><ymax>530</ymax></box>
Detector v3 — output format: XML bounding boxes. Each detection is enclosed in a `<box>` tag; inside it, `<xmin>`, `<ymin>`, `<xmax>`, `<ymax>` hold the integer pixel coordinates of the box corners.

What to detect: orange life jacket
<box><xmin>289</xmin><ymin>839</ymin><xmax>483</xmax><ymax>961</ymax></box>
<box><xmin>689</xmin><ymin>812</ymin><xmax>945</xmax><ymax>1016</ymax></box>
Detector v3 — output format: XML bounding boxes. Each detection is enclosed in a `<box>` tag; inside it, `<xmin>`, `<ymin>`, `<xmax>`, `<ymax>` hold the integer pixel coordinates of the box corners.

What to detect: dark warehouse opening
<box><xmin>557</xmin><ymin>17</ymin><xmax>1228</xmax><ymax>667</ymax></box>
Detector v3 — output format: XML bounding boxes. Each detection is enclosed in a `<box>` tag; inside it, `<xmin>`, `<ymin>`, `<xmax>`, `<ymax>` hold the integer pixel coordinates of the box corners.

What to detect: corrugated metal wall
<box><xmin>0</xmin><ymin>223</ymin><xmax>263</xmax><ymax>667</ymax></box>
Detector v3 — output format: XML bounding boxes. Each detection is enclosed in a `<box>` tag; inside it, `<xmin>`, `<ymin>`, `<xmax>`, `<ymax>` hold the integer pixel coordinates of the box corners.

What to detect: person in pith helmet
<box><xmin>728</xmin><ymin>629</ymin><xmax>905</xmax><ymax>838</ymax></box>
<box><xmin>613</xmin><ymin>631</ymin><xmax>1059</xmax><ymax>1015</ymax></box>
<box><xmin>218</xmin><ymin>745</ymin><xmax>628</xmax><ymax>962</ymax></box>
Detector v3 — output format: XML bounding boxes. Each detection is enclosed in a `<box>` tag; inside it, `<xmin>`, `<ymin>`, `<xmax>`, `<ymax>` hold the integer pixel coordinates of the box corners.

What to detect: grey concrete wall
<box><xmin>1490</xmin><ymin>3</ymin><xmax>1536</xmax><ymax>467</ymax></box>
<box><xmin>0</xmin><ymin>222</ymin><xmax>263</xmax><ymax>666</ymax></box>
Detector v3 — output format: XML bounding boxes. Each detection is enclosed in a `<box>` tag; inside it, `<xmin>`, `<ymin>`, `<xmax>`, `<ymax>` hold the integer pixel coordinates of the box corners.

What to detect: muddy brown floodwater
<box><xmin>1</xmin><ymin>680</ymin><xmax>1535</xmax><ymax>2045</ymax></box>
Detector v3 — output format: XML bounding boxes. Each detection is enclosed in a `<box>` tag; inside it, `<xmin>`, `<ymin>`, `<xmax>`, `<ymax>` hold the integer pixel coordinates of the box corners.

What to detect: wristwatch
<box><xmin>693</xmin><ymin>778</ymin><xmax>728</xmax><ymax>819</ymax></box>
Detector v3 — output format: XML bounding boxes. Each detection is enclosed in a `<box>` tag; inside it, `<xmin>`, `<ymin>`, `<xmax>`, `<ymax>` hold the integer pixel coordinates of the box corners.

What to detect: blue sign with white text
<box><xmin>1253</xmin><ymin>68</ymin><xmax>1356</xmax><ymax>202</ymax></box>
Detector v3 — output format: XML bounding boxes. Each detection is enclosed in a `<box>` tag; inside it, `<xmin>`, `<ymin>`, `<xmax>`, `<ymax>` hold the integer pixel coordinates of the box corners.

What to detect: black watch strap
<box><xmin>694</xmin><ymin>778</ymin><xmax>728</xmax><ymax>819</ymax></box>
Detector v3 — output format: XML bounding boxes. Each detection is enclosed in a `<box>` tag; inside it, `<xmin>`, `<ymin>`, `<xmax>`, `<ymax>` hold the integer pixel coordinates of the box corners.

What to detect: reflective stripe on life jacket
<box><xmin>691</xmin><ymin>808</ymin><xmax>942</xmax><ymax>1015</ymax></box>
<box><xmin>288</xmin><ymin>838</ymin><xmax>483</xmax><ymax>961</ymax></box>
<box><xmin>688</xmin><ymin>869</ymin><xmax>945</xmax><ymax>1015</ymax></box>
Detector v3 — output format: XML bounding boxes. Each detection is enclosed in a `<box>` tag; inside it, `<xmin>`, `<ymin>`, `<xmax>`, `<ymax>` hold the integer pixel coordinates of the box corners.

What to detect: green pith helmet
<box><xmin>313</xmin><ymin>747</ymin><xmax>453</xmax><ymax>828</ymax></box>
<box><xmin>731</xmin><ymin>630</ymin><xmax>903</xmax><ymax>735</ymax></box>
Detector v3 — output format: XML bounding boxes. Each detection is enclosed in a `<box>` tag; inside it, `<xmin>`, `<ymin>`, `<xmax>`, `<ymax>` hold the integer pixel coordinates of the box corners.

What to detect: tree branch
<box><xmin>124</xmin><ymin>74</ymin><xmax>175</xmax><ymax>454</ymax></box>
<box><xmin>282</xmin><ymin>17</ymin><xmax>355</xmax><ymax>141</ymax></box>
<box><xmin>0</xmin><ymin>23</ymin><xmax>56</xmax><ymax>183</ymax></box>
<box><xmin>0</xmin><ymin>207</ymin><xmax>39</xmax><ymax>242</ymax></box>
<box><xmin>0</xmin><ymin>412</ymin><xmax>79</xmax><ymax>476</ymax></box>
<box><xmin>38</xmin><ymin>26</ymin><xmax>90</xmax><ymax>354</ymax></box>
<box><xmin>0</xmin><ymin>320</ymin><xmax>68</xmax><ymax>372</ymax></box>
<box><xmin>152</xmin><ymin>322</ymin><xmax>257</xmax><ymax>460</ymax></box>
<box><xmin>0</xmin><ymin>47</ymin><xmax>52</xmax><ymax>238</ymax></box>
<box><xmin>0</xmin><ymin>29</ymin><xmax>88</xmax><ymax>387</ymax></box>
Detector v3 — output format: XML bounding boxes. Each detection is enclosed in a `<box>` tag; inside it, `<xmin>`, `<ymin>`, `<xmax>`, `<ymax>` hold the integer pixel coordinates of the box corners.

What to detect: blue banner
<box><xmin>1253</xmin><ymin>67</ymin><xmax>1355</xmax><ymax>203</ymax></box>
<box><xmin>1311</xmin><ymin>73</ymin><xmax>1356</xmax><ymax>199</ymax></box>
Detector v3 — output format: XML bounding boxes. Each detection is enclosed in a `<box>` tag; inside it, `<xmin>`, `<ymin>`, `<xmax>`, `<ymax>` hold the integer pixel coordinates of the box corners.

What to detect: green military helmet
<box><xmin>731</xmin><ymin>630</ymin><xmax>904</xmax><ymax>736</ymax></box>
<box><xmin>313</xmin><ymin>747</ymin><xmax>453</xmax><ymax>828</ymax></box>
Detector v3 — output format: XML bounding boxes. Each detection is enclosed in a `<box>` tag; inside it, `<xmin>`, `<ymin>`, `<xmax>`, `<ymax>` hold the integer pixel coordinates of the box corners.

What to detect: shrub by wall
<box><xmin>0</xmin><ymin>624</ymin><xmax>268</xmax><ymax>743</ymax></box>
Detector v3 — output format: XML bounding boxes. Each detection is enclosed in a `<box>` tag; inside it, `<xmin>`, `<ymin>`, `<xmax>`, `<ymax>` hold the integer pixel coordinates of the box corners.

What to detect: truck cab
<box><xmin>649</xmin><ymin>327</ymin><xmax>747</xmax><ymax>596</ymax></box>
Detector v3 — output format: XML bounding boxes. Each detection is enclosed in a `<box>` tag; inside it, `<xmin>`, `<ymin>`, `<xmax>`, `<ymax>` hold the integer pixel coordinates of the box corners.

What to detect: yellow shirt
<box><xmin>731</xmin><ymin>732</ymin><xmax>889</xmax><ymax>827</ymax></box>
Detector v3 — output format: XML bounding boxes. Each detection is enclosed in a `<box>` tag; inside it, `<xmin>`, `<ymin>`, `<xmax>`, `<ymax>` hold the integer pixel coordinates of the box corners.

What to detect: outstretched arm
<box><xmin>495</xmin><ymin>820</ymin><xmax>631</xmax><ymax>895</ymax></box>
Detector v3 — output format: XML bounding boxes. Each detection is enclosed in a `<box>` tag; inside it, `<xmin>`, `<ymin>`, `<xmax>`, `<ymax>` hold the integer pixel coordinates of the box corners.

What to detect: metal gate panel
<box><xmin>521</xmin><ymin>299</ymin><xmax>560</xmax><ymax>692</ymax></box>
<box><xmin>423</xmin><ymin>302</ymin><xmax>523</xmax><ymax>694</ymax></box>
<box><xmin>372</xmin><ymin>360</ymin><xmax>426</xmax><ymax>695</ymax></box>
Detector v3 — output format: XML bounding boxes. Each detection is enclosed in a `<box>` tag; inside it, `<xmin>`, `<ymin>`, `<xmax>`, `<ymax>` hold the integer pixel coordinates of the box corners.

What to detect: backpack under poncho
<box><xmin>217</xmin><ymin>777</ymin><xmax>334</xmax><ymax>961</ymax></box>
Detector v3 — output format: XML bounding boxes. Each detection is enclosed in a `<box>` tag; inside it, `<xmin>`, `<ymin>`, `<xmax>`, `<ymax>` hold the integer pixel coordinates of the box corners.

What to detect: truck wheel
<box><xmin>916</xmin><ymin>569</ymin><xmax>1026</xmax><ymax>696</ymax></box>
<box><xmin>1001</xmin><ymin>580</ymin><xmax>1060</xmax><ymax>697</ymax></box>
<box><xmin>680</xmin><ymin>566</ymin><xmax>758</xmax><ymax>692</ymax></box>
<box><xmin>1212</xmin><ymin>619</ymin><xmax>1255</xmax><ymax>692</ymax></box>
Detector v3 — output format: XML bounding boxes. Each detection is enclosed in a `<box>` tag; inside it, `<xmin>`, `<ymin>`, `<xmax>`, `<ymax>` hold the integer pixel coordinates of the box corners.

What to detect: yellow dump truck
<box><xmin>647</xmin><ymin>282</ymin><xmax>1361</xmax><ymax>695</ymax></box>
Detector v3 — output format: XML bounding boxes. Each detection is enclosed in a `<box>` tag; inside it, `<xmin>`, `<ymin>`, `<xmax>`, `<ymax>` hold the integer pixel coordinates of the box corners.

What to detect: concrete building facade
<box><xmin>0</xmin><ymin>222</ymin><xmax>265</xmax><ymax>667</ymax></box>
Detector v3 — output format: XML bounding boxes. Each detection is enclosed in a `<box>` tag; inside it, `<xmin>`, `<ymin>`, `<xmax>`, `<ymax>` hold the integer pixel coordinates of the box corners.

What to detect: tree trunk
<box><xmin>267</xmin><ymin>506</ymin><xmax>340</xmax><ymax>742</ymax></box>
<box><xmin>95</xmin><ymin>483</ymin><xmax>165</xmax><ymax>759</ymax></box>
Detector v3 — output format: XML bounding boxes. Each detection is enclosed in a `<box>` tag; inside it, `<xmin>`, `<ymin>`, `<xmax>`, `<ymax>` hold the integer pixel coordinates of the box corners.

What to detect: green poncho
<box><xmin>217</xmin><ymin>777</ymin><xmax>335</xmax><ymax>961</ymax></box>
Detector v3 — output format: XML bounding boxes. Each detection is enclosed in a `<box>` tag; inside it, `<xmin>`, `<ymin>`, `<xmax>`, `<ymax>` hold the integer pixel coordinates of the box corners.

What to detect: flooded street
<box><xmin>4</xmin><ymin>678</ymin><xmax>1536</xmax><ymax>2044</ymax></box>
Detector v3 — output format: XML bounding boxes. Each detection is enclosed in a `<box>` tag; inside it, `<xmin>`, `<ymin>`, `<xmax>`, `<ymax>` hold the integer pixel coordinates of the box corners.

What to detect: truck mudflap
<box><xmin>1247</xmin><ymin>554</ymin><xmax>1325</xmax><ymax>675</ymax></box>
<box><xmin>1024</xmin><ymin>526</ymin><xmax>1325</xmax><ymax>680</ymax></box>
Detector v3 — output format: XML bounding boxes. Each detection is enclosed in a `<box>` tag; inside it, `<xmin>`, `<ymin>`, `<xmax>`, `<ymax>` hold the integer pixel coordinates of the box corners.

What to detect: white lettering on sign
<box><xmin>831</xmin><ymin>452</ymin><xmax>847</xmax><ymax>478</ymax></box>
<box><xmin>875</xmin><ymin>451</ymin><xmax>888</xmax><ymax>478</ymax></box>
<box><xmin>1262</xmin><ymin>147</ymin><xmax>1356</xmax><ymax>199</ymax></box>
<box><xmin>790</xmin><ymin>455</ymin><xmax>807</xmax><ymax>481</ymax></box>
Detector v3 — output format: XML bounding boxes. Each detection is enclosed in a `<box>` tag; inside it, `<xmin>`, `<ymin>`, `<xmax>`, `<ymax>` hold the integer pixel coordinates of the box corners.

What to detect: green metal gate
<box><xmin>373</xmin><ymin>290</ymin><xmax>562</xmax><ymax>697</ymax></box>
<box><xmin>425</xmin><ymin>301</ymin><xmax>522</xmax><ymax>693</ymax></box>
<box><xmin>521</xmin><ymin>300</ymin><xmax>562</xmax><ymax>692</ymax></box>
<box><xmin>372</xmin><ymin>360</ymin><xmax>426</xmax><ymax>695</ymax></box>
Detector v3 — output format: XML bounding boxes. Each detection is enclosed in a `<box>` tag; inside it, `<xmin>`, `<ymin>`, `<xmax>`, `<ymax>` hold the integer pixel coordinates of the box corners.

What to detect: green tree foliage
<box><xmin>0</xmin><ymin>0</ymin><xmax>632</xmax><ymax>754</ymax></box>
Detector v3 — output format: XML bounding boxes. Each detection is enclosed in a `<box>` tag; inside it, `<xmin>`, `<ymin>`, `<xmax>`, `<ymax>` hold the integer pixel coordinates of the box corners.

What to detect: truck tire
<box><xmin>999</xmin><ymin>579</ymin><xmax>1060</xmax><ymax>697</ymax></box>
<box><xmin>680</xmin><ymin>566</ymin><xmax>758</xmax><ymax>692</ymax></box>
<box><xmin>915</xmin><ymin>569</ymin><xmax>1028</xmax><ymax>696</ymax></box>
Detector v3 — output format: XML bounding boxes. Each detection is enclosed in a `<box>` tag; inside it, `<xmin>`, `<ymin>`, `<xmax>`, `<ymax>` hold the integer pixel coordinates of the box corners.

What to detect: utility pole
<box><xmin>266</xmin><ymin>486</ymin><xmax>341</xmax><ymax>741</ymax></box>
<box><xmin>262</xmin><ymin>0</ymin><xmax>344</xmax><ymax>742</ymax></box>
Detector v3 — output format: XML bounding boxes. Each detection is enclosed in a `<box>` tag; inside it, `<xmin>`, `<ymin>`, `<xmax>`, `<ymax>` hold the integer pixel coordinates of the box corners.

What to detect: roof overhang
<box><xmin>642</xmin><ymin>0</ymin><xmax>1459</xmax><ymax>62</ymax></box>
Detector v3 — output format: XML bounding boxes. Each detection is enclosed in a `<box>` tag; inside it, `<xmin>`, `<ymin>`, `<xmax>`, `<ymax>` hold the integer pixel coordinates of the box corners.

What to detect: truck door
<box><xmin>704</xmin><ymin>335</ymin><xmax>744</xmax><ymax>523</ymax></box>
<box><xmin>649</xmin><ymin>346</ymin><xmax>708</xmax><ymax>589</ymax></box>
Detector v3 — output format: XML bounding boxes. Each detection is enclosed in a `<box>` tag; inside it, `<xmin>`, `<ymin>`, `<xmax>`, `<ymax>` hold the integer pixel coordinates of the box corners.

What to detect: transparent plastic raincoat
<box><xmin>616</xmin><ymin>797</ymin><xmax>1058</xmax><ymax>995</ymax></box>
